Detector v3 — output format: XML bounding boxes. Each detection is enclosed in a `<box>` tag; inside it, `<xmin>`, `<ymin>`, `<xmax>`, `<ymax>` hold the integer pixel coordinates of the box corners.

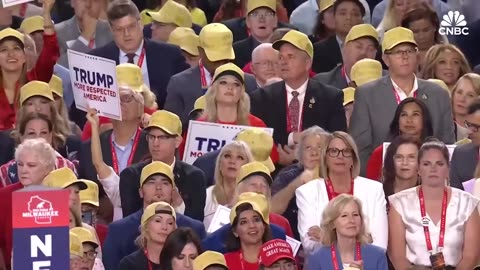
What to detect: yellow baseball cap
<box><xmin>318</xmin><ymin>0</ymin><xmax>335</xmax><ymax>12</ymax></box>
<box><xmin>193</xmin><ymin>251</ymin><xmax>227</xmax><ymax>270</ymax></box>
<box><xmin>235</xmin><ymin>129</ymin><xmax>275</xmax><ymax>172</ymax></box>
<box><xmin>247</xmin><ymin>0</ymin><xmax>276</xmax><ymax>14</ymax></box>
<box><xmin>146</xmin><ymin>110</ymin><xmax>182</xmax><ymax>136</ymax></box>
<box><xmin>199</xmin><ymin>23</ymin><xmax>235</xmax><ymax>62</ymax></box>
<box><xmin>382</xmin><ymin>27</ymin><xmax>417</xmax><ymax>53</ymax></box>
<box><xmin>345</xmin><ymin>24</ymin><xmax>379</xmax><ymax>45</ymax></box>
<box><xmin>49</xmin><ymin>74</ymin><xmax>63</xmax><ymax>97</ymax></box>
<box><xmin>168</xmin><ymin>27</ymin><xmax>199</xmax><ymax>56</ymax></box>
<box><xmin>43</xmin><ymin>168</ymin><xmax>88</xmax><ymax>190</ymax></box>
<box><xmin>230</xmin><ymin>192</ymin><xmax>269</xmax><ymax>224</ymax></box>
<box><xmin>193</xmin><ymin>95</ymin><xmax>206</xmax><ymax>111</ymax></box>
<box><xmin>236</xmin><ymin>161</ymin><xmax>273</xmax><ymax>185</ymax></box>
<box><xmin>70</xmin><ymin>227</ymin><xmax>99</xmax><ymax>248</ymax></box>
<box><xmin>343</xmin><ymin>87</ymin><xmax>355</xmax><ymax>106</ymax></box>
<box><xmin>147</xmin><ymin>0</ymin><xmax>192</xmax><ymax>28</ymax></box>
<box><xmin>141</xmin><ymin>201</ymin><xmax>176</xmax><ymax>226</ymax></box>
<box><xmin>0</xmin><ymin>28</ymin><xmax>24</xmax><ymax>45</ymax></box>
<box><xmin>79</xmin><ymin>180</ymin><xmax>99</xmax><ymax>207</ymax></box>
<box><xmin>427</xmin><ymin>78</ymin><xmax>449</xmax><ymax>91</ymax></box>
<box><xmin>212</xmin><ymin>62</ymin><xmax>245</xmax><ymax>84</ymax></box>
<box><xmin>272</xmin><ymin>30</ymin><xmax>313</xmax><ymax>58</ymax></box>
<box><xmin>116</xmin><ymin>63</ymin><xmax>144</xmax><ymax>92</ymax></box>
<box><xmin>140</xmin><ymin>161</ymin><xmax>175</xmax><ymax>187</ymax></box>
<box><xmin>350</xmin><ymin>59</ymin><xmax>382</xmax><ymax>87</ymax></box>
<box><xmin>20</xmin><ymin>81</ymin><xmax>54</xmax><ymax>105</ymax></box>
<box><xmin>20</xmin><ymin>16</ymin><xmax>44</xmax><ymax>34</ymax></box>
<box><xmin>69</xmin><ymin>231</ymin><xmax>83</xmax><ymax>258</ymax></box>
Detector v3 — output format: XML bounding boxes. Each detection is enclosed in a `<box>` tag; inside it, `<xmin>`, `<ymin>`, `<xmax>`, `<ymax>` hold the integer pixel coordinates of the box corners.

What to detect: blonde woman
<box><xmin>306</xmin><ymin>194</ymin><xmax>388</xmax><ymax>270</ymax></box>
<box><xmin>450</xmin><ymin>73</ymin><xmax>480</xmax><ymax>141</ymax></box>
<box><xmin>119</xmin><ymin>202</ymin><xmax>177</xmax><ymax>270</ymax></box>
<box><xmin>376</xmin><ymin>0</ymin><xmax>420</xmax><ymax>39</ymax></box>
<box><xmin>296</xmin><ymin>131</ymin><xmax>387</xmax><ymax>254</ymax></box>
<box><xmin>49</xmin><ymin>74</ymin><xmax>82</xmax><ymax>136</ymax></box>
<box><xmin>421</xmin><ymin>44</ymin><xmax>471</xmax><ymax>90</ymax></box>
<box><xmin>204</xmin><ymin>141</ymin><xmax>253</xmax><ymax>228</ymax></box>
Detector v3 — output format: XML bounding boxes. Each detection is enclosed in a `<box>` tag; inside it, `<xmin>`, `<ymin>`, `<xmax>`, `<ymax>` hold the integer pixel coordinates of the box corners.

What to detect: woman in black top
<box><xmin>160</xmin><ymin>227</ymin><xmax>202</xmax><ymax>270</ymax></box>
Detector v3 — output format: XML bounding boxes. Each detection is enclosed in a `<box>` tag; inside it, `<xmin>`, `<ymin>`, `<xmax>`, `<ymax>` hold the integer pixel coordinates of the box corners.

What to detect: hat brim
<box><xmin>383</xmin><ymin>41</ymin><xmax>417</xmax><ymax>53</ymax></box>
<box><xmin>203</xmin><ymin>47</ymin><xmax>235</xmax><ymax>62</ymax></box>
<box><xmin>145</xmin><ymin>125</ymin><xmax>177</xmax><ymax>136</ymax></box>
<box><xmin>214</xmin><ymin>70</ymin><xmax>244</xmax><ymax>84</ymax></box>
<box><xmin>263</xmin><ymin>256</ymin><xmax>295</xmax><ymax>267</ymax></box>
<box><xmin>21</xmin><ymin>93</ymin><xmax>54</xmax><ymax>105</ymax></box>
<box><xmin>259</xmin><ymin>158</ymin><xmax>275</xmax><ymax>173</ymax></box>
<box><xmin>240</xmin><ymin>171</ymin><xmax>273</xmax><ymax>185</ymax></box>
<box><xmin>0</xmin><ymin>36</ymin><xmax>24</xmax><ymax>46</ymax></box>
<box><xmin>66</xmin><ymin>180</ymin><xmax>88</xmax><ymax>191</ymax></box>
<box><xmin>248</xmin><ymin>6</ymin><xmax>276</xmax><ymax>15</ymax></box>
<box><xmin>272</xmin><ymin>40</ymin><xmax>311</xmax><ymax>57</ymax></box>
<box><xmin>80</xmin><ymin>200</ymin><xmax>99</xmax><ymax>207</ymax></box>
<box><xmin>141</xmin><ymin>172</ymin><xmax>174</xmax><ymax>187</ymax></box>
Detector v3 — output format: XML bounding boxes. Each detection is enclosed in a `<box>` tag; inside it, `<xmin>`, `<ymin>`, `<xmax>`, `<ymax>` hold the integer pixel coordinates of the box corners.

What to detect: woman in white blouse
<box><xmin>296</xmin><ymin>131</ymin><xmax>388</xmax><ymax>254</ymax></box>
<box><xmin>203</xmin><ymin>141</ymin><xmax>253</xmax><ymax>229</ymax></box>
<box><xmin>389</xmin><ymin>139</ymin><xmax>480</xmax><ymax>269</ymax></box>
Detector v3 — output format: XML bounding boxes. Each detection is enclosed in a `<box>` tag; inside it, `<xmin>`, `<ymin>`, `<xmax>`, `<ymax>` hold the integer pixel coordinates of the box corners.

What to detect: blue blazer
<box><xmin>306</xmin><ymin>244</ymin><xmax>388</xmax><ymax>270</ymax></box>
<box><xmin>192</xmin><ymin>149</ymin><xmax>220</xmax><ymax>187</ymax></box>
<box><xmin>102</xmin><ymin>209</ymin><xmax>206</xmax><ymax>270</ymax></box>
<box><xmin>89</xmin><ymin>39</ymin><xmax>189</xmax><ymax>108</ymax></box>
<box><xmin>201</xmin><ymin>223</ymin><xmax>286</xmax><ymax>254</ymax></box>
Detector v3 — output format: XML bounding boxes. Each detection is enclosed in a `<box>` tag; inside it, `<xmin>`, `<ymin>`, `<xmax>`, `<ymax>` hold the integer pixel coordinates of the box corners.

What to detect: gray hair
<box><xmin>296</xmin><ymin>126</ymin><xmax>331</xmax><ymax>161</ymax></box>
<box><xmin>15</xmin><ymin>138</ymin><xmax>56</xmax><ymax>171</ymax></box>
<box><xmin>251</xmin><ymin>43</ymin><xmax>276</xmax><ymax>62</ymax></box>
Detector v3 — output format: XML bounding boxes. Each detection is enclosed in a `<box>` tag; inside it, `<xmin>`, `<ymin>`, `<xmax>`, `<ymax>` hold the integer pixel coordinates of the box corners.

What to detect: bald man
<box><xmin>251</xmin><ymin>43</ymin><xmax>281</xmax><ymax>87</ymax></box>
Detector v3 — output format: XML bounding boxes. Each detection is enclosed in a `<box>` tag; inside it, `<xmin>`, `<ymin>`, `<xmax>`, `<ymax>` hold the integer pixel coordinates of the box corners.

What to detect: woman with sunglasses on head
<box><xmin>389</xmin><ymin>139</ymin><xmax>480</xmax><ymax>269</ymax></box>
<box><xmin>366</xmin><ymin>97</ymin><xmax>434</xmax><ymax>181</ymax></box>
<box><xmin>296</xmin><ymin>131</ymin><xmax>387</xmax><ymax>255</ymax></box>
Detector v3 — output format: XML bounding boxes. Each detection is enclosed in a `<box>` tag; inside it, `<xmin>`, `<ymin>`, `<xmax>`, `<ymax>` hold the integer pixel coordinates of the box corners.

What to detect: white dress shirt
<box><xmin>286</xmin><ymin>79</ymin><xmax>308</xmax><ymax>145</ymax></box>
<box><xmin>391</xmin><ymin>75</ymin><xmax>419</xmax><ymax>101</ymax></box>
<box><xmin>119</xmin><ymin>40</ymin><xmax>150</xmax><ymax>87</ymax></box>
<box><xmin>204</xmin><ymin>186</ymin><xmax>218</xmax><ymax>229</ymax></box>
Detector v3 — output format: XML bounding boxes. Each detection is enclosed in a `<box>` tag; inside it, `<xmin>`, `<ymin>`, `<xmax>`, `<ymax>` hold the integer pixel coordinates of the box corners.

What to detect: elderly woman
<box><xmin>119</xmin><ymin>202</ymin><xmax>177</xmax><ymax>270</ymax></box>
<box><xmin>159</xmin><ymin>227</ymin><xmax>202</xmax><ymax>270</ymax></box>
<box><xmin>204</xmin><ymin>141</ymin><xmax>253</xmax><ymax>229</ymax></box>
<box><xmin>270</xmin><ymin>126</ymin><xmax>329</xmax><ymax>239</ymax></box>
<box><xmin>296</xmin><ymin>131</ymin><xmax>388</xmax><ymax>254</ymax></box>
<box><xmin>306</xmin><ymin>194</ymin><xmax>388</xmax><ymax>270</ymax></box>
<box><xmin>0</xmin><ymin>112</ymin><xmax>76</xmax><ymax>188</ymax></box>
<box><xmin>0</xmin><ymin>138</ymin><xmax>57</xmax><ymax>269</ymax></box>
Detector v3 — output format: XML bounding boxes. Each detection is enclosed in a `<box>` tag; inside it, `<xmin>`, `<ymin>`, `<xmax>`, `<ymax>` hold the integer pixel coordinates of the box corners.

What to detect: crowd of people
<box><xmin>0</xmin><ymin>0</ymin><xmax>479</xmax><ymax>269</ymax></box>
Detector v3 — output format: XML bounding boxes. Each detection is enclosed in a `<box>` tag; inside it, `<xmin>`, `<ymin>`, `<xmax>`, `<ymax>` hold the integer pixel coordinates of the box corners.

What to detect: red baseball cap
<box><xmin>259</xmin><ymin>239</ymin><xmax>295</xmax><ymax>267</ymax></box>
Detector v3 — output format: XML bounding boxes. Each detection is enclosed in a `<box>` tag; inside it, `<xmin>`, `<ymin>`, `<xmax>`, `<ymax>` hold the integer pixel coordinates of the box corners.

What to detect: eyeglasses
<box><xmin>385</xmin><ymin>48</ymin><xmax>418</xmax><ymax>58</ymax></box>
<box><xmin>465</xmin><ymin>120</ymin><xmax>480</xmax><ymax>132</ymax></box>
<box><xmin>326</xmin><ymin>148</ymin><xmax>353</xmax><ymax>157</ymax></box>
<box><xmin>83</xmin><ymin>250</ymin><xmax>98</xmax><ymax>260</ymax></box>
<box><xmin>112</xmin><ymin>21</ymin><xmax>140</xmax><ymax>35</ymax></box>
<box><xmin>248</xmin><ymin>11</ymin><xmax>275</xmax><ymax>18</ymax></box>
<box><xmin>146</xmin><ymin>133</ymin><xmax>176</xmax><ymax>142</ymax></box>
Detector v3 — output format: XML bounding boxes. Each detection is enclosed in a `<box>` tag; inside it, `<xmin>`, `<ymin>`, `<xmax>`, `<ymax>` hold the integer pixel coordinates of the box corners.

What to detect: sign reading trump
<box><xmin>12</xmin><ymin>189</ymin><xmax>70</xmax><ymax>270</ymax></box>
<box><xmin>183</xmin><ymin>121</ymin><xmax>273</xmax><ymax>164</ymax></box>
<box><xmin>68</xmin><ymin>50</ymin><xmax>122</xmax><ymax>120</ymax></box>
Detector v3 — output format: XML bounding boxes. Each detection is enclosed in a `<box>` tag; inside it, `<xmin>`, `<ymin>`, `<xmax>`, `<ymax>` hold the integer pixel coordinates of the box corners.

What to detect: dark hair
<box><xmin>382</xmin><ymin>136</ymin><xmax>421</xmax><ymax>199</ymax></box>
<box><xmin>333</xmin><ymin>0</ymin><xmax>365</xmax><ymax>17</ymax></box>
<box><xmin>225</xmin><ymin>203</ymin><xmax>273</xmax><ymax>252</ymax></box>
<box><xmin>107</xmin><ymin>0</ymin><xmax>140</xmax><ymax>23</ymax></box>
<box><xmin>467</xmin><ymin>98</ymin><xmax>480</xmax><ymax>115</ymax></box>
<box><xmin>387</xmin><ymin>97</ymin><xmax>433</xmax><ymax>141</ymax></box>
<box><xmin>159</xmin><ymin>228</ymin><xmax>202</xmax><ymax>270</ymax></box>
<box><xmin>401</xmin><ymin>3</ymin><xmax>442</xmax><ymax>45</ymax></box>
<box><xmin>312</xmin><ymin>9</ymin><xmax>335</xmax><ymax>42</ymax></box>
<box><xmin>269</xmin><ymin>28</ymin><xmax>291</xmax><ymax>43</ymax></box>
<box><xmin>418</xmin><ymin>138</ymin><xmax>450</xmax><ymax>165</ymax></box>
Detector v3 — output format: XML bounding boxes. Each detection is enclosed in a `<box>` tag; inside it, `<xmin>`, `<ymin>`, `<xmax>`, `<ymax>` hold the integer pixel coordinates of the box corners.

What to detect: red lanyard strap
<box><xmin>144</xmin><ymin>249</ymin><xmax>153</xmax><ymax>270</ymax></box>
<box><xmin>110</xmin><ymin>128</ymin><xmax>141</xmax><ymax>174</ymax></box>
<box><xmin>325</xmin><ymin>179</ymin><xmax>354</xmax><ymax>201</ymax></box>
<box><xmin>331</xmin><ymin>242</ymin><xmax>362</xmax><ymax>270</ymax></box>
<box><xmin>137</xmin><ymin>48</ymin><xmax>146</xmax><ymax>68</ymax></box>
<box><xmin>199</xmin><ymin>60</ymin><xmax>209</xmax><ymax>89</ymax></box>
<box><xmin>392</xmin><ymin>87</ymin><xmax>417</xmax><ymax>104</ymax></box>
<box><xmin>418</xmin><ymin>187</ymin><xmax>448</xmax><ymax>253</ymax></box>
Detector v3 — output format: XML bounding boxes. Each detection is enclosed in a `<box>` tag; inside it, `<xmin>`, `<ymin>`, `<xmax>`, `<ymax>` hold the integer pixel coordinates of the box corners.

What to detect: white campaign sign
<box><xmin>1</xmin><ymin>0</ymin><xmax>32</xmax><ymax>8</ymax></box>
<box><xmin>183</xmin><ymin>121</ymin><xmax>274</xmax><ymax>164</ymax></box>
<box><xmin>382</xmin><ymin>142</ymin><xmax>457</xmax><ymax>165</ymax></box>
<box><xmin>67</xmin><ymin>50</ymin><xmax>121</xmax><ymax>120</ymax></box>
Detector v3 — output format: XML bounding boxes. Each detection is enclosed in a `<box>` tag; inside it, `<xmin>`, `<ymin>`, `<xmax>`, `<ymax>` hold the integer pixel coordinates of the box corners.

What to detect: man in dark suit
<box><xmin>120</xmin><ymin>110</ymin><xmax>206</xmax><ymax>221</ymax></box>
<box><xmin>78</xmin><ymin>88</ymin><xmax>149</xmax><ymax>223</ymax></box>
<box><xmin>313</xmin><ymin>24</ymin><xmax>379</xmax><ymax>90</ymax></box>
<box><xmin>312</xmin><ymin>0</ymin><xmax>365</xmax><ymax>73</ymax></box>
<box><xmin>221</xmin><ymin>15</ymin><xmax>296</xmax><ymax>43</ymax></box>
<box><xmin>89</xmin><ymin>0</ymin><xmax>189</xmax><ymax>109</ymax></box>
<box><xmin>232</xmin><ymin>0</ymin><xmax>277</xmax><ymax>69</ymax></box>
<box><xmin>350</xmin><ymin>27</ymin><xmax>455</xmax><ymax>175</ymax></box>
<box><xmin>450</xmin><ymin>100</ymin><xmax>480</xmax><ymax>190</ymax></box>
<box><xmin>250</xmin><ymin>30</ymin><xmax>346</xmax><ymax>167</ymax></box>
<box><xmin>103</xmin><ymin>162</ymin><xmax>206</xmax><ymax>270</ymax></box>
<box><xmin>164</xmin><ymin>23</ymin><xmax>257</xmax><ymax>124</ymax></box>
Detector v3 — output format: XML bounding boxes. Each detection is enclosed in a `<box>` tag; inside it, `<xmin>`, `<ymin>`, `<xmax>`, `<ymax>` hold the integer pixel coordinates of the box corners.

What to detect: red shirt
<box><xmin>224</xmin><ymin>250</ymin><xmax>259</xmax><ymax>270</ymax></box>
<box><xmin>95</xmin><ymin>223</ymin><xmax>108</xmax><ymax>247</ymax></box>
<box><xmin>0</xmin><ymin>33</ymin><xmax>59</xmax><ymax>131</ymax></box>
<box><xmin>269</xmin><ymin>213</ymin><xmax>293</xmax><ymax>238</ymax></box>
<box><xmin>366</xmin><ymin>145</ymin><xmax>383</xmax><ymax>181</ymax></box>
<box><xmin>0</xmin><ymin>182</ymin><xmax>23</xmax><ymax>269</ymax></box>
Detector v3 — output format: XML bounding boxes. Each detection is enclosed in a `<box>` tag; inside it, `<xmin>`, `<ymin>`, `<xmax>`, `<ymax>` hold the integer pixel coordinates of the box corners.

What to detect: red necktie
<box><xmin>288</xmin><ymin>91</ymin><xmax>300</xmax><ymax>132</ymax></box>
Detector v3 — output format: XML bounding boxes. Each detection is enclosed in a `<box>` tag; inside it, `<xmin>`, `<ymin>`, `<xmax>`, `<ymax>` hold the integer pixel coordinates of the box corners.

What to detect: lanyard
<box><xmin>340</xmin><ymin>66</ymin><xmax>349</xmax><ymax>84</ymax></box>
<box><xmin>418</xmin><ymin>187</ymin><xmax>448</xmax><ymax>254</ymax></box>
<box><xmin>285</xmin><ymin>92</ymin><xmax>303</xmax><ymax>133</ymax></box>
<box><xmin>199</xmin><ymin>60</ymin><xmax>210</xmax><ymax>90</ymax></box>
<box><xmin>331</xmin><ymin>242</ymin><xmax>362</xmax><ymax>270</ymax></box>
<box><xmin>392</xmin><ymin>87</ymin><xmax>418</xmax><ymax>104</ymax></box>
<box><xmin>325</xmin><ymin>178</ymin><xmax>354</xmax><ymax>201</ymax></box>
<box><xmin>19</xmin><ymin>4</ymin><xmax>27</xmax><ymax>17</ymax></box>
<box><xmin>144</xmin><ymin>249</ymin><xmax>153</xmax><ymax>270</ymax></box>
<box><xmin>238</xmin><ymin>251</ymin><xmax>257</xmax><ymax>270</ymax></box>
<box><xmin>137</xmin><ymin>48</ymin><xmax>146</xmax><ymax>68</ymax></box>
<box><xmin>110</xmin><ymin>128</ymin><xmax>141</xmax><ymax>174</ymax></box>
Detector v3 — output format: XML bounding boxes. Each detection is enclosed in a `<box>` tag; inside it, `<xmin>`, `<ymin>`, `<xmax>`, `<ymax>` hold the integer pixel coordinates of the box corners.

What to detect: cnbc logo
<box><xmin>439</xmin><ymin>11</ymin><xmax>469</xmax><ymax>36</ymax></box>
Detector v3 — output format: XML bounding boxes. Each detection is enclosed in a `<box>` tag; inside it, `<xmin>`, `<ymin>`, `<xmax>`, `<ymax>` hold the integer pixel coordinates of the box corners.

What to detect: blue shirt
<box><xmin>54</xmin><ymin>64</ymin><xmax>74</xmax><ymax>107</ymax></box>
<box><xmin>111</xmin><ymin>132</ymin><xmax>136</xmax><ymax>173</ymax></box>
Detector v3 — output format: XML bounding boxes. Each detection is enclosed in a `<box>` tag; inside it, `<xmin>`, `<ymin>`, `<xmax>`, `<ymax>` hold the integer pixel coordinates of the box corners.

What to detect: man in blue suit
<box><xmin>102</xmin><ymin>161</ymin><xmax>206</xmax><ymax>270</ymax></box>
